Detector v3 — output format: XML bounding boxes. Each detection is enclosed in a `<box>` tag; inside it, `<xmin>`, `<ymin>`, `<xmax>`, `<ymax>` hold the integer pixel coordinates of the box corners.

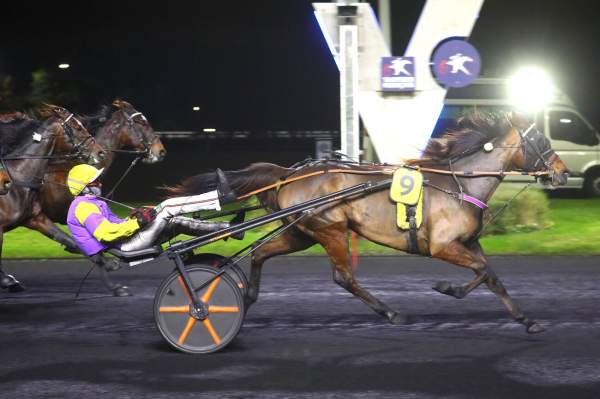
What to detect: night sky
<box><xmin>0</xmin><ymin>1</ymin><xmax>599</xmax><ymax>131</ymax></box>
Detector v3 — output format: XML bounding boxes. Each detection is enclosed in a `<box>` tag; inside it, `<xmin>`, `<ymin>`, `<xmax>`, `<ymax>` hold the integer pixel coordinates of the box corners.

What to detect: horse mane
<box><xmin>0</xmin><ymin>117</ymin><xmax>42</xmax><ymax>156</ymax></box>
<box><xmin>78</xmin><ymin>105</ymin><xmax>114</xmax><ymax>135</ymax></box>
<box><xmin>406</xmin><ymin>111</ymin><xmax>511</xmax><ymax>167</ymax></box>
<box><xmin>162</xmin><ymin>162</ymin><xmax>292</xmax><ymax>197</ymax></box>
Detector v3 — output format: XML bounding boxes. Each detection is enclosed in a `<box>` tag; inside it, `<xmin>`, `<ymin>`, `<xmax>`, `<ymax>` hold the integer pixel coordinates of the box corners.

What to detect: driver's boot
<box><xmin>0</xmin><ymin>272</ymin><xmax>26</xmax><ymax>292</ymax></box>
<box><xmin>216</xmin><ymin>168</ymin><xmax>238</xmax><ymax>204</ymax></box>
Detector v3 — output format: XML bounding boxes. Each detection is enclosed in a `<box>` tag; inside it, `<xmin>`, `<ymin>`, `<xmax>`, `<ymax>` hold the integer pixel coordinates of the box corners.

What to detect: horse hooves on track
<box><xmin>526</xmin><ymin>322</ymin><xmax>546</xmax><ymax>334</ymax></box>
<box><xmin>113</xmin><ymin>285</ymin><xmax>132</xmax><ymax>297</ymax></box>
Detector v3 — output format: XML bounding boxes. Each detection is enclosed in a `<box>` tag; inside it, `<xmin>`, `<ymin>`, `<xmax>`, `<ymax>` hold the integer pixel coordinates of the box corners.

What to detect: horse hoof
<box><xmin>527</xmin><ymin>323</ymin><xmax>546</xmax><ymax>334</ymax></box>
<box><xmin>1</xmin><ymin>275</ymin><xmax>26</xmax><ymax>292</ymax></box>
<box><xmin>7</xmin><ymin>282</ymin><xmax>26</xmax><ymax>293</ymax></box>
<box><xmin>104</xmin><ymin>260</ymin><xmax>122</xmax><ymax>272</ymax></box>
<box><xmin>113</xmin><ymin>285</ymin><xmax>132</xmax><ymax>297</ymax></box>
<box><xmin>432</xmin><ymin>281</ymin><xmax>452</xmax><ymax>295</ymax></box>
<box><xmin>389</xmin><ymin>313</ymin><xmax>409</xmax><ymax>325</ymax></box>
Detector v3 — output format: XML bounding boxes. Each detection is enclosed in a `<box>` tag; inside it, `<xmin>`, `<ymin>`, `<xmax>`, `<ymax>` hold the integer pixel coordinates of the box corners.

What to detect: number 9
<box><xmin>400</xmin><ymin>175</ymin><xmax>414</xmax><ymax>196</ymax></box>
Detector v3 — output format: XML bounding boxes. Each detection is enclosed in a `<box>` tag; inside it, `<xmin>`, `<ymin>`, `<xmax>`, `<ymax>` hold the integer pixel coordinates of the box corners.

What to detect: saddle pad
<box><xmin>390</xmin><ymin>168</ymin><xmax>424</xmax><ymax>230</ymax></box>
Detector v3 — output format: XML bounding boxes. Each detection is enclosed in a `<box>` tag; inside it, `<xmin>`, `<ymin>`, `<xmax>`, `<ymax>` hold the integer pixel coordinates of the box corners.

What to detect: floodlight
<box><xmin>58</xmin><ymin>63</ymin><xmax>70</xmax><ymax>69</ymax></box>
<box><xmin>507</xmin><ymin>66</ymin><xmax>555</xmax><ymax>112</ymax></box>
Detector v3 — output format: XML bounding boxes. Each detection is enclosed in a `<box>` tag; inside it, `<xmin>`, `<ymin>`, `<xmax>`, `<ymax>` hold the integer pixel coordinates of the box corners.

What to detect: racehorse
<box><xmin>0</xmin><ymin>105</ymin><xmax>105</xmax><ymax>292</ymax></box>
<box><xmin>5</xmin><ymin>100</ymin><xmax>166</xmax><ymax>295</ymax></box>
<box><xmin>165</xmin><ymin>112</ymin><xmax>569</xmax><ymax>333</ymax></box>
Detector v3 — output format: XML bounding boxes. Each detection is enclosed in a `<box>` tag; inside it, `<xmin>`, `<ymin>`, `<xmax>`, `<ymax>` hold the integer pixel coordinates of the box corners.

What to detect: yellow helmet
<box><xmin>67</xmin><ymin>164</ymin><xmax>104</xmax><ymax>196</ymax></box>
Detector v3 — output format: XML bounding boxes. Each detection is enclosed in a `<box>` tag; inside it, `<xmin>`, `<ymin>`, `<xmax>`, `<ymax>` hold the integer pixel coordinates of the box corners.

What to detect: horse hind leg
<box><xmin>432</xmin><ymin>240</ymin><xmax>543</xmax><ymax>333</ymax></box>
<box><xmin>247</xmin><ymin>228</ymin><xmax>315</xmax><ymax>310</ymax></box>
<box><xmin>88</xmin><ymin>254</ymin><xmax>130</xmax><ymax>297</ymax></box>
<box><xmin>314</xmin><ymin>222</ymin><xmax>408</xmax><ymax>325</ymax></box>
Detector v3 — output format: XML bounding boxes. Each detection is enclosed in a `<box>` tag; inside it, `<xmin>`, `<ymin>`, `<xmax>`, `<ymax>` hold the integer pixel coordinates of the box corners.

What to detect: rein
<box><xmin>235</xmin><ymin>165</ymin><xmax>548</xmax><ymax>201</ymax></box>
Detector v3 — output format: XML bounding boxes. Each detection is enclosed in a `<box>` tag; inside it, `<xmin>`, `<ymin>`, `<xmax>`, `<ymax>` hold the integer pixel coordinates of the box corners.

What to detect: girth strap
<box><xmin>406</xmin><ymin>205</ymin><xmax>418</xmax><ymax>254</ymax></box>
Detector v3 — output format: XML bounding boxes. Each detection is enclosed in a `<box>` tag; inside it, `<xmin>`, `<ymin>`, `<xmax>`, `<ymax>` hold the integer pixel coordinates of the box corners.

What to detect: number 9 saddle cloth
<box><xmin>390</xmin><ymin>168</ymin><xmax>424</xmax><ymax>230</ymax></box>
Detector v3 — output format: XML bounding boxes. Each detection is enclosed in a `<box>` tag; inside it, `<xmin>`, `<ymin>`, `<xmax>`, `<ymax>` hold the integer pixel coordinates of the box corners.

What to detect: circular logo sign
<box><xmin>432</xmin><ymin>39</ymin><xmax>481</xmax><ymax>88</ymax></box>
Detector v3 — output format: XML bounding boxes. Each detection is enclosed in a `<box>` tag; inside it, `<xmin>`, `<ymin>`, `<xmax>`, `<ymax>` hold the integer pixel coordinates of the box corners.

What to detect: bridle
<box><xmin>514</xmin><ymin>122</ymin><xmax>557</xmax><ymax>172</ymax></box>
<box><xmin>59</xmin><ymin>112</ymin><xmax>98</xmax><ymax>160</ymax></box>
<box><xmin>108</xmin><ymin>110</ymin><xmax>159</xmax><ymax>157</ymax></box>
<box><xmin>101</xmin><ymin>109</ymin><xmax>160</xmax><ymax>198</ymax></box>
<box><xmin>0</xmin><ymin>114</ymin><xmax>96</xmax><ymax>190</ymax></box>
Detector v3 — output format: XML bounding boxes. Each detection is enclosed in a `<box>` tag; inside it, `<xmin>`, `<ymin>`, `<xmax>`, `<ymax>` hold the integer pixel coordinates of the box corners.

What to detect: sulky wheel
<box><xmin>154</xmin><ymin>266</ymin><xmax>244</xmax><ymax>354</ymax></box>
<box><xmin>185</xmin><ymin>253</ymin><xmax>249</xmax><ymax>296</ymax></box>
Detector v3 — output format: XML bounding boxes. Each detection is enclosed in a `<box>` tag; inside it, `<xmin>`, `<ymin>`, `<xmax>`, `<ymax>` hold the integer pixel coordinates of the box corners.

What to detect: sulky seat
<box><xmin>107</xmin><ymin>245</ymin><xmax>163</xmax><ymax>265</ymax></box>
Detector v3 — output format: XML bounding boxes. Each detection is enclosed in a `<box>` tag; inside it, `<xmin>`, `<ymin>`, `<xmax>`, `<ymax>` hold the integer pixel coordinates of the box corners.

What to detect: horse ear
<box><xmin>37</xmin><ymin>103</ymin><xmax>58</xmax><ymax>119</ymax></box>
<box><xmin>112</xmin><ymin>99</ymin><xmax>131</xmax><ymax>110</ymax></box>
<box><xmin>507</xmin><ymin>111</ymin><xmax>527</xmax><ymax>127</ymax></box>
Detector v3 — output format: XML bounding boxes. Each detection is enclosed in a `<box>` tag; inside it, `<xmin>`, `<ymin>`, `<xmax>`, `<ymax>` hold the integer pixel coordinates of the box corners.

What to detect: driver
<box><xmin>66</xmin><ymin>164</ymin><xmax>243</xmax><ymax>257</ymax></box>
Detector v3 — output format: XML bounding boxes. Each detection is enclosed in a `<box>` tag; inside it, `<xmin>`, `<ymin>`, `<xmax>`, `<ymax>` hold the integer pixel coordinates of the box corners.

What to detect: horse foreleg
<box><xmin>23</xmin><ymin>213</ymin><xmax>80</xmax><ymax>253</ymax></box>
<box><xmin>432</xmin><ymin>240</ymin><xmax>543</xmax><ymax>333</ymax></box>
<box><xmin>431</xmin><ymin>240</ymin><xmax>488</xmax><ymax>299</ymax></box>
<box><xmin>483</xmin><ymin>265</ymin><xmax>544</xmax><ymax>333</ymax></box>
<box><xmin>248</xmin><ymin>228</ymin><xmax>315</xmax><ymax>310</ymax></box>
<box><xmin>0</xmin><ymin>228</ymin><xmax>25</xmax><ymax>292</ymax></box>
<box><xmin>314</xmin><ymin>223</ymin><xmax>408</xmax><ymax>325</ymax></box>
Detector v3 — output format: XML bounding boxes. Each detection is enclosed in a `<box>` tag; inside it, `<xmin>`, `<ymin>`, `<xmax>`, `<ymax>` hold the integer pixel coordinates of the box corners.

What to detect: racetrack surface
<box><xmin>1</xmin><ymin>256</ymin><xmax>599</xmax><ymax>398</ymax></box>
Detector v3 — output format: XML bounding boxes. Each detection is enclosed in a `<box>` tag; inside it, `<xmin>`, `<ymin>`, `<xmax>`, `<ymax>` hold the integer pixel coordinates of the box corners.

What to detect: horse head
<box><xmin>111</xmin><ymin>99</ymin><xmax>166</xmax><ymax>163</ymax></box>
<box><xmin>0</xmin><ymin>113</ymin><xmax>70</xmax><ymax>194</ymax></box>
<box><xmin>38</xmin><ymin>104</ymin><xmax>106</xmax><ymax>165</ymax></box>
<box><xmin>506</xmin><ymin>112</ymin><xmax>569</xmax><ymax>186</ymax></box>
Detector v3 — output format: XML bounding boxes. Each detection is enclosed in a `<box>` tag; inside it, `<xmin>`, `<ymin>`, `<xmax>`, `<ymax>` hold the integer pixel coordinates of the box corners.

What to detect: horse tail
<box><xmin>162</xmin><ymin>162</ymin><xmax>293</xmax><ymax>198</ymax></box>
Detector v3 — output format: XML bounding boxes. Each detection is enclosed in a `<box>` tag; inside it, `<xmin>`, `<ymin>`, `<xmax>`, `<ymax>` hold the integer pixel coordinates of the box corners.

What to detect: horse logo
<box><xmin>432</xmin><ymin>39</ymin><xmax>481</xmax><ymax>88</ymax></box>
<box><xmin>389</xmin><ymin>58</ymin><xmax>413</xmax><ymax>76</ymax></box>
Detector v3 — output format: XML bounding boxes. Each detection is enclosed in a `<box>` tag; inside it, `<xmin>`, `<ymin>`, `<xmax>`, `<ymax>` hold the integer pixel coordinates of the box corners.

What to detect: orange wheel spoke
<box><xmin>177</xmin><ymin>317</ymin><xmax>197</xmax><ymax>345</ymax></box>
<box><xmin>201</xmin><ymin>277</ymin><xmax>221</xmax><ymax>303</ymax></box>
<box><xmin>208</xmin><ymin>306</ymin><xmax>239</xmax><ymax>313</ymax></box>
<box><xmin>178</xmin><ymin>276</ymin><xmax>193</xmax><ymax>303</ymax></box>
<box><xmin>202</xmin><ymin>319</ymin><xmax>221</xmax><ymax>345</ymax></box>
<box><xmin>159</xmin><ymin>306</ymin><xmax>189</xmax><ymax>313</ymax></box>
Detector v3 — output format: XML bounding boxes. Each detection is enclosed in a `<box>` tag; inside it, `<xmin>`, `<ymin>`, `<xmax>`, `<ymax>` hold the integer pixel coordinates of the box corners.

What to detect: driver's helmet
<box><xmin>67</xmin><ymin>164</ymin><xmax>104</xmax><ymax>196</ymax></box>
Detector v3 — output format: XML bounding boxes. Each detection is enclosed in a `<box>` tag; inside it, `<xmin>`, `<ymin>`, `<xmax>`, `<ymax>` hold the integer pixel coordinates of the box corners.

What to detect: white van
<box><xmin>432</xmin><ymin>78</ymin><xmax>600</xmax><ymax>195</ymax></box>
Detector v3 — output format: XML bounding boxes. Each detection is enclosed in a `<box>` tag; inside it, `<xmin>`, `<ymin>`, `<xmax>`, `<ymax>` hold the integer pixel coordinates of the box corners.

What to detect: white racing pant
<box><xmin>120</xmin><ymin>190</ymin><xmax>223</xmax><ymax>251</ymax></box>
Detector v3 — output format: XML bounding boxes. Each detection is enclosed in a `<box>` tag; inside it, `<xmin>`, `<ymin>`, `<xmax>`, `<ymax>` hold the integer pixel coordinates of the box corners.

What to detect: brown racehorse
<box><xmin>10</xmin><ymin>100</ymin><xmax>166</xmax><ymax>296</ymax></box>
<box><xmin>166</xmin><ymin>112</ymin><xmax>569</xmax><ymax>333</ymax></box>
<box><xmin>0</xmin><ymin>105</ymin><xmax>105</xmax><ymax>292</ymax></box>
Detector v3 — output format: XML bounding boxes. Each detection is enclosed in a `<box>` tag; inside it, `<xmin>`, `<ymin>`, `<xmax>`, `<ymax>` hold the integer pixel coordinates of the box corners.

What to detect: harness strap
<box><xmin>406</xmin><ymin>205</ymin><xmax>418</xmax><ymax>254</ymax></box>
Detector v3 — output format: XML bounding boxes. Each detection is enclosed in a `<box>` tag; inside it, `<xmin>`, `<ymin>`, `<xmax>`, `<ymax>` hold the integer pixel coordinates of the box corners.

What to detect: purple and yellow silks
<box><xmin>67</xmin><ymin>196</ymin><xmax>140</xmax><ymax>256</ymax></box>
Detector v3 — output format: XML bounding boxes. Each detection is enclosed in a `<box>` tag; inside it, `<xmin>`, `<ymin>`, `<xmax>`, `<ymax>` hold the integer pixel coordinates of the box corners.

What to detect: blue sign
<box><xmin>381</xmin><ymin>56</ymin><xmax>416</xmax><ymax>92</ymax></box>
<box><xmin>432</xmin><ymin>39</ymin><xmax>480</xmax><ymax>88</ymax></box>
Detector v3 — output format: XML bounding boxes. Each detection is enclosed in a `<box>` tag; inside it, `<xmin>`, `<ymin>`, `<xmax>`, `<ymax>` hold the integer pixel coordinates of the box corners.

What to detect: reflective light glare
<box><xmin>192</xmin><ymin>106</ymin><xmax>200</xmax><ymax>111</ymax></box>
<box><xmin>58</xmin><ymin>63</ymin><xmax>70</xmax><ymax>69</ymax></box>
<box><xmin>202</xmin><ymin>128</ymin><xmax>216</xmax><ymax>133</ymax></box>
<box><xmin>507</xmin><ymin>67</ymin><xmax>555</xmax><ymax>112</ymax></box>
<box><xmin>559</xmin><ymin>118</ymin><xmax>572</xmax><ymax>124</ymax></box>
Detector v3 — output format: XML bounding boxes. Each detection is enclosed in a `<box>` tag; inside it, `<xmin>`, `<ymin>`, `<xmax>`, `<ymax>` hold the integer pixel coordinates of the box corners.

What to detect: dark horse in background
<box><xmin>1</xmin><ymin>100</ymin><xmax>166</xmax><ymax>295</ymax></box>
<box><xmin>0</xmin><ymin>105</ymin><xmax>105</xmax><ymax>292</ymax></box>
<box><xmin>166</xmin><ymin>112</ymin><xmax>569</xmax><ymax>333</ymax></box>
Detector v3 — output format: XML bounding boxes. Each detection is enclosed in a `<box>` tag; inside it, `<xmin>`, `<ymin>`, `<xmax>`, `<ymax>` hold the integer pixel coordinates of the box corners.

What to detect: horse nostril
<box><xmin>159</xmin><ymin>150</ymin><xmax>166</xmax><ymax>159</ymax></box>
<box><xmin>5</xmin><ymin>181</ymin><xmax>12</xmax><ymax>190</ymax></box>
